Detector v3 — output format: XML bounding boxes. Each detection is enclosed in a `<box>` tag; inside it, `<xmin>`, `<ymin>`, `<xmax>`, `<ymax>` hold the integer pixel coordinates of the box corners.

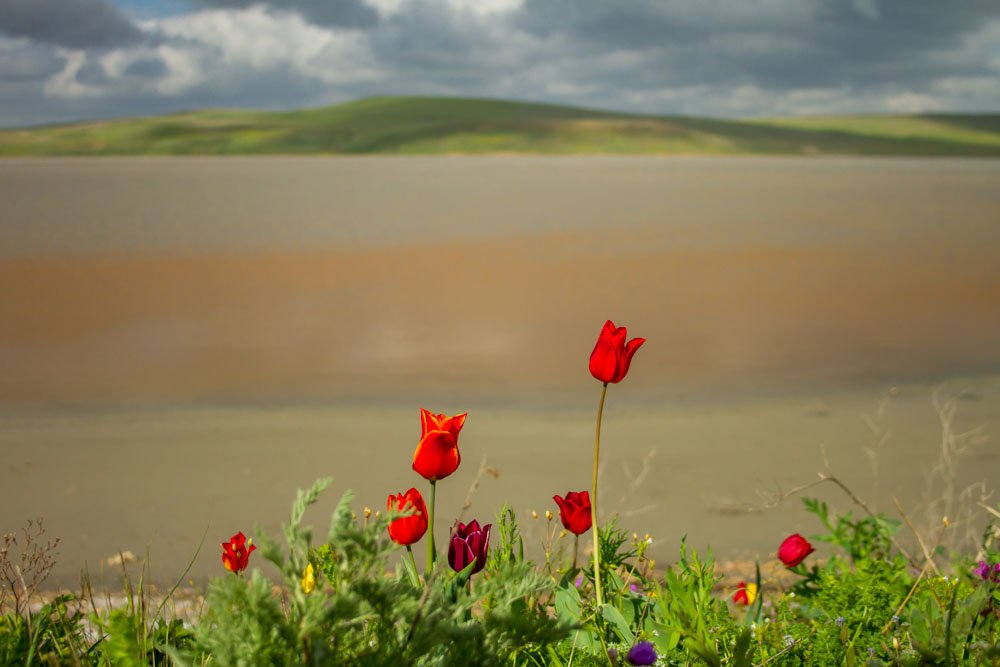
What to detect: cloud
<box><xmin>0</xmin><ymin>0</ymin><xmax>998</xmax><ymax>127</ymax></box>
<box><xmin>0</xmin><ymin>0</ymin><xmax>143</xmax><ymax>49</ymax></box>
<box><xmin>189</xmin><ymin>0</ymin><xmax>381</xmax><ymax>29</ymax></box>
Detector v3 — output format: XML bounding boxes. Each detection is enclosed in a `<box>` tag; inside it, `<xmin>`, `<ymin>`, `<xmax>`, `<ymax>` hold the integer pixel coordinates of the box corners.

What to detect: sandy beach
<box><xmin>1</xmin><ymin>156</ymin><xmax>998</xmax><ymax>587</ymax></box>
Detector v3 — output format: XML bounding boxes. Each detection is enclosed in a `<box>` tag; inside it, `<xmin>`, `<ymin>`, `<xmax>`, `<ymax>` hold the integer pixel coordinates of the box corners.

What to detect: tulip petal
<box><xmin>614</xmin><ymin>337</ymin><xmax>646</xmax><ymax>383</ymax></box>
<box><xmin>449</xmin><ymin>537</ymin><xmax>474</xmax><ymax>572</ymax></box>
<box><xmin>589</xmin><ymin>332</ymin><xmax>620</xmax><ymax>384</ymax></box>
<box><xmin>412</xmin><ymin>430</ymin><xmax>460</xmax><ymax>481</ymax></box>
<box><xmin>420</xmin><ymin>408</ymin><xmax>442</xmax><ymax>438</ymax></box>
<box><xmin>444</xmin><ymin>412</ymin><xmax>467</xmax><ymax>437</ymax></box>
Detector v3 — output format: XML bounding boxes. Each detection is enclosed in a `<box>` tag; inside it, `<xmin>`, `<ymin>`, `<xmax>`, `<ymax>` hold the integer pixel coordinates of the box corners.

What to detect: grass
<box><xmin>1</xmin><ymin>96</ymin><xmax>999</xmax><ymax>156</ymax></box>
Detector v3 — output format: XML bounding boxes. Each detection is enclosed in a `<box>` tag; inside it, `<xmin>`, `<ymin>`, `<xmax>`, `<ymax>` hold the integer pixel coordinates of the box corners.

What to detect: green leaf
<box><xmin>650</xmin><ymin>622</ymin><xmax>680</xmax><ymax>654</ymax></box>
<box><xmin>732</xmin><ymin>628</ymin><xmax>753</xmax><ymax>667</ymax></box>
<box><xmin>554</xmin><ymin>584</ymin><xmax>582</xmax><ymax>622</ymax></box>
<box><xmin>601</xmin><ymin>605</ymin><xmax>635</xmax><ymax>644</ymax></box>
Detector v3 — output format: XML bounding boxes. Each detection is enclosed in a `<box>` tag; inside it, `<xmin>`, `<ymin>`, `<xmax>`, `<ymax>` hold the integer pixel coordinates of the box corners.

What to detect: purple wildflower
<box><xmin>626</xmin><ymin>641</ymin><xmax>657</xmax><ymax>666</ymax></box>
<box><xmin>975</xmin><ymin>561</ymin><xmax>991</xmax><ymax>580</ymax></box>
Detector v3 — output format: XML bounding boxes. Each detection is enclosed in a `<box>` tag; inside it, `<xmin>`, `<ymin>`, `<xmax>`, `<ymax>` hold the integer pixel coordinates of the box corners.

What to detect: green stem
<box><xmin>573</xmin><ymin>534</ymin><xmax>579</xmax><ymax>571</ymax></box>
<box><xmin>592</xmin><ymin>382</ymin><xmax>608</xmax><ymax>608</ymax></box>
<box><xmin>407</xmin><ymin>545</ymin><xmax>420</xmax><ymax>584</ymax></box>
<box><xmin>426</xmin><ymin>480</ymin><xmax>437</xmax><ymax>576</ymax></box>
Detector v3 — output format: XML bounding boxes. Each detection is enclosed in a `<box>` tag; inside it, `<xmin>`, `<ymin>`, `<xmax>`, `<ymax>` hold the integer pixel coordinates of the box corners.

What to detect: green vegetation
<box><xmin>1</xmin><ymin>96</ymin><xmax>998</xmax><ymax>156</ymax></box>
<box><xmin>2</xmin><ymin>480</ymin><xmax>999</xmax><ymax>665</ymax></box>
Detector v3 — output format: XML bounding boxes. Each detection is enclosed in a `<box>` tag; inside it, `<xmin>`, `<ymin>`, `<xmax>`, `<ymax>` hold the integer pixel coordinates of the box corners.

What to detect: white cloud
<box><xmin>43</xmin><ymin>49</ymin><xmax>102</xmax><ymax>98</ymax></box>
<box><xmin>365</xmin><ymin>0</ymin><xmax>523</xmax><ymax>18</ymax></box>
<box><xmin>151</xmin><ymin>7</ymin><xmax>381</xmax><ymax>85</ymax></box>
<box><xmin>40</xmin><ymin>7</ymin><xmax>382</xmax><ymax>102</ymax></box>
<box><xmin>883</xmin><ymin>92</ymin><xmax>940</xmax><ymax>113</ymax></box>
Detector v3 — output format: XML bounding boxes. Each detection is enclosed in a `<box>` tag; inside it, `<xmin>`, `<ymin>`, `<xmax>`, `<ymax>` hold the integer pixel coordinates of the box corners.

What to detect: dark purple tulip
<box><xmin>448</xmin><ymin>520</ymin><xmax>491</xmax><ymax>575</ymax></box>
<box><xmin>626</xmin><ymin>641</ymin><xmax>657</xmax><ymax>666</ymax></box>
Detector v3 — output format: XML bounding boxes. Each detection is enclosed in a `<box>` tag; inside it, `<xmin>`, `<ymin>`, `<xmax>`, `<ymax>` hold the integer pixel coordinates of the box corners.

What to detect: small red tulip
<box><xmin>777</xmin><ymin>533</ymin><xmax>815</xmax><ymax>567</ymax></box>
<box><xmin>412</xmin><ymin>408</ymin><xmax>467</xmax><ymax>482</ymax></box>
<box><xmin>553</xmin><ymin>491</ymin><xmax>592</xmax><ymax>535</ymax></box>
<box><xmin>589</xmin><ymin>320</ymin><xmax>645</xmax><ymax>384</ymax></box>
<box><xmin>448</xmin><ymin>519</ymin><xmax>491</xmax><ymax>575</ymax></box>
<box><xmin>732</xmin><ymin>581</ymin><xmax>757</xmax><ymax>606</ymax></box>
<box><xmin>221</xmin><ymin>531</ymin><xmax>256</xmax><ymax>574</ymax></box>
<box><xmin>387</xmin><ymin>487</ymin><xmax>428</xmax><ymax>546</ymax></box>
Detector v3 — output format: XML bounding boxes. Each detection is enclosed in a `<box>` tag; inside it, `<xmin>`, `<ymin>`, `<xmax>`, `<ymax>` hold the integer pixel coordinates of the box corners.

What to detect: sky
<box><xmin>0</xmin><ymin>0</ymin><xmax>998</xmax><ymax>127</ymax></box>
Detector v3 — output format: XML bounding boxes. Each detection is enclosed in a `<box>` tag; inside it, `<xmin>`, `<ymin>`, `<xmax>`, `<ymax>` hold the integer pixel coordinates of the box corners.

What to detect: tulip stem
<box><xmin>573</xmin><ymin>534</ymin><xmax>579</xmax><ymax>571</ymax></box>
<box><xmin>426</xmin><ymin>480</ymin><xmax>437</xmax><ymax>576</ymax></box>
<box><xmin>592</xmin><ymin>382</ymin><xmax>608</xmax><ymax>608</ymax></box>
<box><xmin>407</xmin><ymin>545</ymin><xmax>420</xmax><ymax>584</ymax></box>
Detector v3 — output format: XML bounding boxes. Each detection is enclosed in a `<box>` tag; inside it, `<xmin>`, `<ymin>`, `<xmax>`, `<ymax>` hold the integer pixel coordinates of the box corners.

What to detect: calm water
<box><xmin>1</xmin><ymin>156</ymin><xmax>999</xmax><ymax>405</ymax></box>
<box><xmin>2</xmin><ymin>156</ymin><xmax>999</xmax><ymax>257</ymax></box>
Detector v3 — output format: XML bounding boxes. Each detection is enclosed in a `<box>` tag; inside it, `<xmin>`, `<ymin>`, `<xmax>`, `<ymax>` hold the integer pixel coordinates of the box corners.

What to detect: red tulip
<box><xmin>732</xmin><ymin>581</ymin><xmax>757</xmax><ymax>606</ymax></box>
<box><xmin>412</xmin><ymin>408</ymin><xmax>467</xmax><ymax>481</ymax></box>
<box><xmin>447</xmin><ymin>519</ymin><xmax>491</xmax><ymax>575</ymax></box>
<box><xmin>221</xmin><ymin>531</ymin><xmax>256</xmax><ymax>574</ymax></box>
<box><xmin>777</xmin><ymin>533</ymin><xmax>815</xmax><ymax>567</ymax></box>
<box><xmin>589</xmin><ymin>320</ymin><xmax>645</xmax><ymax>384</ymax></box>
<box><xmin>553</xmin><ymin>491</ymin><xmax>592</xmax><ymax>535</ymax></box>
<box><xmin>387</xmin><ymin>487</ymin><xmax>428</xmax><ymax>546</ymax></box>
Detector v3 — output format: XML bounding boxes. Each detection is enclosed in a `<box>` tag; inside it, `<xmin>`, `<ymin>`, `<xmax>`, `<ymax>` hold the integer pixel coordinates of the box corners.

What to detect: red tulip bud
<box><xmin>553</xmin><ymin>491</ymin><xmax>592</xmax><ymax>535</ymax></box>
<box><xmin>412</xmin><ymin>408</ymin><xmax>467</xmax><ymax>482</ymax></box>
<box><xmin>777</xmin><ymin>533</ymin><xmax>815</xmax><ymax>567</ymax></box>
<box><xmin>387</xmin><ymin>488</ymin><xmax>429</xmax><ymax>546</ymax></box>
<box><xmin>589</xmin><ymin>320</ymin><xmax>645</xmax><ymax>384</ymax></box>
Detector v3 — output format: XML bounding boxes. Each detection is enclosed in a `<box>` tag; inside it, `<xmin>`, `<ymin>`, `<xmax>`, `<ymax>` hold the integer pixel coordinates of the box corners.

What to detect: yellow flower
<box><xmin>745</xmin><ymin>582</ymin><xmax>758</xmax><ymax>604</ymax></box>
<box><xmin>301</xmin><ymin>563</ymin><xmax>316</xmax><ymax>594</ymax></box>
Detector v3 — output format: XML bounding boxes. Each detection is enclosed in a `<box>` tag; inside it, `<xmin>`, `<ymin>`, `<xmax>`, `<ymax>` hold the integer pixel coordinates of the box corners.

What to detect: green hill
<box><xmin>2</xmin><ymin>96</ymin><xmax>999</xmax><ymax>156</ymax></box>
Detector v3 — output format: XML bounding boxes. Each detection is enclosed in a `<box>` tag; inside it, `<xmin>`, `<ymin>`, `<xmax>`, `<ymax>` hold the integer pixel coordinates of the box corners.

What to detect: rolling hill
<box><xmin>1</xmin><ymin>96</ymin><xmax>998</xmax><ymax>156</ymax></box>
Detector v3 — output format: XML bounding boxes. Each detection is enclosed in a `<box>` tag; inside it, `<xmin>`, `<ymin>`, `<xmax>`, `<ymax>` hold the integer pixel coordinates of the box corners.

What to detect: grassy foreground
<box><xmin>1</xmin><ymin>96</ymin><xmax>999</xmax><ymax>156</ymax></box>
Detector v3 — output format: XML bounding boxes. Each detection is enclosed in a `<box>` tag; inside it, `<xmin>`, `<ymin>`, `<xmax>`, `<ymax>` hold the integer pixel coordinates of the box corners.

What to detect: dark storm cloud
<box><xmin>511</xmin><ymin>0</ymin><xmax>1000</xmax><ymax>92</ymax></box>
<box><xmin>190</xmin><ymin>0</ymin><xmax>380</xmax><ymax>28</ymax></box>
<box><xmin>123</xmin><ymin>57</ymin><xmax>167</xmax><ymax>78</ymax></box>
<box><xmin>0</xmin><ymin>0</ymin><xmax>143</xmax><ymax>49</ymax></box>
<box><xmin>0</xmin><ymin>39</ymin><xmax>64</xmax><ymax>82</ymax></box>
<box><xmin>366</xmin><ymin>4</ymin><xmax>524</xmax><ymax>89</ymax></box>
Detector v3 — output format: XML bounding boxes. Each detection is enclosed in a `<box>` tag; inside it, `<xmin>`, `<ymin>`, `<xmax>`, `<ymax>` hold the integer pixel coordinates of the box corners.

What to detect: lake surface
<box><xmin>1</xmin><ymin>156</ymin><xmax>998</xmax><ymax>586</ymax></box>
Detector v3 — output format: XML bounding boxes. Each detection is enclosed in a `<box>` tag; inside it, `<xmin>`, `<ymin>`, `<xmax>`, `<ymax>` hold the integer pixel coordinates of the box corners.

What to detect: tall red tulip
<box><xmin>448</xmin><ymin>520</ymin><xmax>491</xmax><ymax>575</ymax></box>
<box><xmin>221</xmin><ymin>531</ymin><xmax>255</xmax><ymax>574</ymax></box>
<box><xmin>412</xmin><ymin>408</ymin><xmax>467</xmax><ymax>482</ymax></box>
<box><xmin>777</xmin><ymin>533</ymin><xmax>815</xmax><ymax>567</ymax></box>
<box><xmin>553</xmin><ymin>491</ymin><xmax>592</xmax><ymax>535</ymax></box>
<box><xmin>589</xmin><ymin>320</ymin><xmax>646</xmax><ymax>385</ymax></box>
<box><xmin>387</xmin><ymin>488</ymin><xmax>428</xmax><ymax>546</ymax></box>
<box><xmin>588</xmin><ymin>319</ymin><xmax>645</xmax><ymax>608</ymax></box>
